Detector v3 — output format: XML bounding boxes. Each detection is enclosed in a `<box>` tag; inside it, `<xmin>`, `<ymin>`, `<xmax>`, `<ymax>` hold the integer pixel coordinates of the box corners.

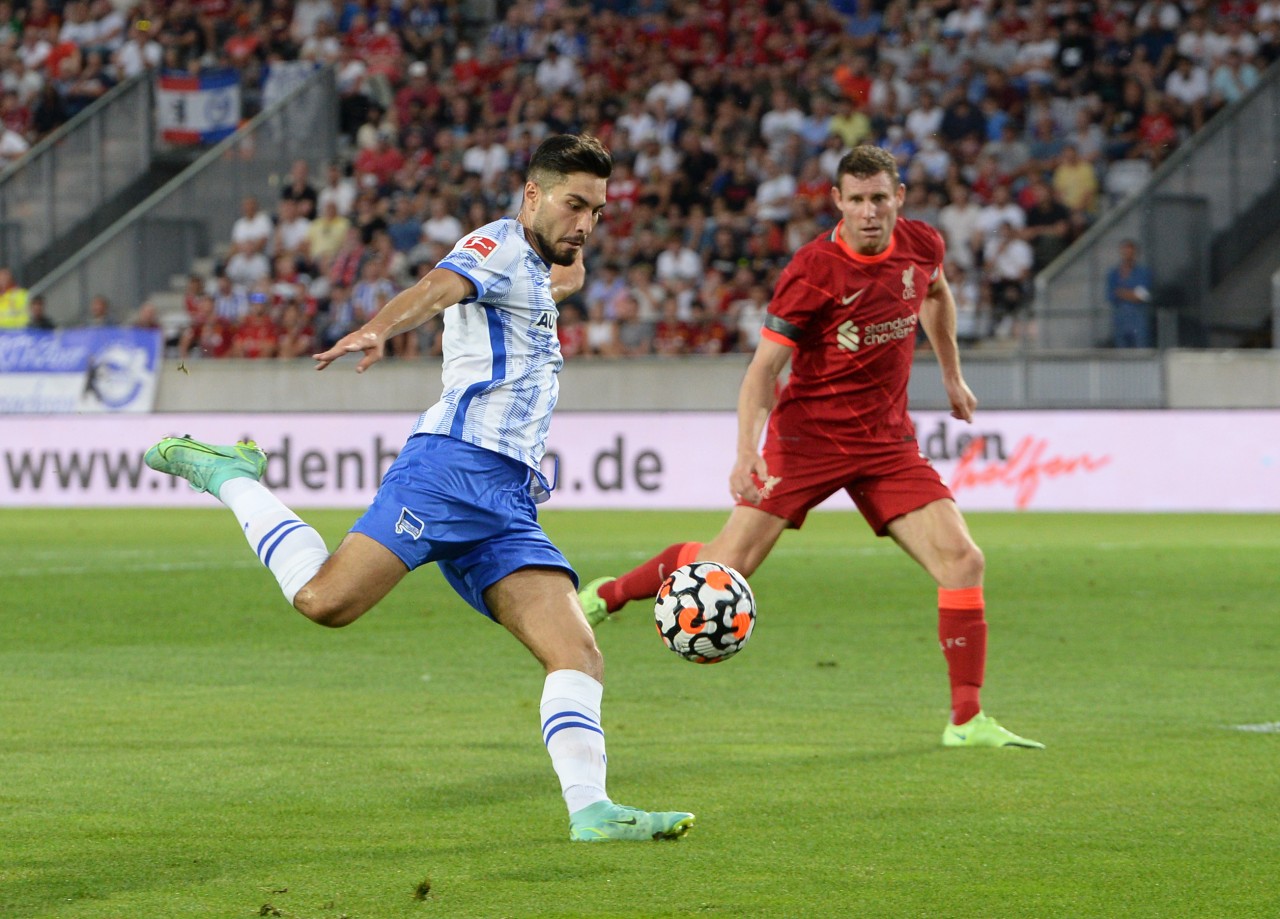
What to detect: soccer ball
<box><xmin>654</xmin><ymin>561</ymin><xmax>756</xmax><ymax>664</ymax></box>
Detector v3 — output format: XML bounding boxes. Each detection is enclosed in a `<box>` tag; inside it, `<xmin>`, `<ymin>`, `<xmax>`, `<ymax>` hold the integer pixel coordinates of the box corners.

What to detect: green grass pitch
<box><xmin>3</xmin><ymin>508</ymin><xmax>1277</xmax><ymax>918</ymax></box>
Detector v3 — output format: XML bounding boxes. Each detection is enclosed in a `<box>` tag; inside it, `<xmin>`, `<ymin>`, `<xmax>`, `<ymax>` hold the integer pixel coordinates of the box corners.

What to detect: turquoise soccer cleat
<box><xmin>942</xmin><ymin>712</ymin><xmax>1045</xmax><ymax>749</ymax></box>
<box><xmin>145</xmin><ymin>435</ymin><xmax>266</xmax><ymax>498</ymax></box>
<box><xmin>568</xmin><ymin>800</ymin><xmax>695</xmax><ymax>842</ymax></box>
<box><xmin>577</xmin><ymin>576</ymin><xmax>616</xmax><ymax>628</ymax></box>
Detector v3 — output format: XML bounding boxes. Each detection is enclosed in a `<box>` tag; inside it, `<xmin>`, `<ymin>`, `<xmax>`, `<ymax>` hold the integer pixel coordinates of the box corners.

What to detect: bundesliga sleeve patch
<box><xmin>460</xmin><ymin>235</ymin><xmax>499</xmax><ymax>260</ymax></box>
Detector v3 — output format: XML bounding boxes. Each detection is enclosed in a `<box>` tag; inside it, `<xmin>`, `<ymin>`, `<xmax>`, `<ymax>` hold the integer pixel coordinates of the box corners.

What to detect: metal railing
<box><xmin>0</xmin><ymin>74</ymin><xmax>152</xmax><ymax>285</ymax></box>
<box><xmin>1033</xmin><ymin>60</ymin><xmax>1280</xmax><ymax>349</ymax></box>
<box><xmin>33</xmin><ymin>67</ymin><xmax>337</xmax><ymax>324</ymax></box>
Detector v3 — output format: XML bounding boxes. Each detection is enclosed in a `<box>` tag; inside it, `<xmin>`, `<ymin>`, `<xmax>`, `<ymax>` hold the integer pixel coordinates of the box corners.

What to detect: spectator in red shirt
<box><xmin>354</xmin><ymin>130</ymin><xmax>406</xmax><ymax>188</ymax></box>
<box><xmin>182</xmin><ymin>274</ymin><xmax>207</xmax><ymax>320</ymax></box>
<box><xmin>832</xmin><ymin>53</ymin><xmax>873</xmax><ymax>109</ymax></box>
<box><xmin>557</xmin><ymin>301</ymin><xmax>588</xmax><ymax>358</ymax></box>
<box><xmin>276</xmin><ymin>300</ymin><xmax>316</xmax><ymax>359</ymax></box>
<box><xmin>653</xmin><ymin>299</ymin><xmax>691</xmax><ymax>355</ymax></box>
<box><xmin>230</xmin><ymin>290</ymin><xmax>281</xmax><ymax>358</ymax></box>
<box><xmin>360</xmin><ymin>19</ymin><xmax>404</xmax><ymax>85</ymax></box>
<box><xmin>1137</xmin><ymin>91</ymin><xmax>1179</xmax><ymax>163</ymax></box>
<box><xmin>23</xmin><ymin>0</ymin><xmax>59</xmax><ymax>32</ymax></box>
<box><xmin>395</xmin><ymin>59</ymin><xmax>440</xmax><ymax>127</ymax></box>
<box><xmin>0</xmin><ymin>89</ymin><xmax>31</xmax><ymax>136</ymax></box>
<box><xmin>179</xmin><ymin>295</ymin><xmax>233</xmax><ymax>360</ymax></box>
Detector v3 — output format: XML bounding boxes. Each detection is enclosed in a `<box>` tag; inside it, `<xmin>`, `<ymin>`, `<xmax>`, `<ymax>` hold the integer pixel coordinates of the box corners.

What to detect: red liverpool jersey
<box><xmin>761</xmin><ymin>216</ymin><xmax>945</xmax><ymax>452</ymax></box>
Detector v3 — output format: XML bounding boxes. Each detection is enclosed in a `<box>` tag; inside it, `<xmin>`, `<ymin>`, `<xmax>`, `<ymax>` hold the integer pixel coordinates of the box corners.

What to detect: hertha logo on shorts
<box><xmin>395</xmin><ymin>507</ymin><xmax>425</xmax><ymax>539</ymax></box>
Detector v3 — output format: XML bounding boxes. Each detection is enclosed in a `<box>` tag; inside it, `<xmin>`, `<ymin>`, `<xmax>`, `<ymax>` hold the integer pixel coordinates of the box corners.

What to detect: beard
<box><xmin>530</xmin><ymin>220</ymin><xmax>582</xmax><ymax>266</ymax></box>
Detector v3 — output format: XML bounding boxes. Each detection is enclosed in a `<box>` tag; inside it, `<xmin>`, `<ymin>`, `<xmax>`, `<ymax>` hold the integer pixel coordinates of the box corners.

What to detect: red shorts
<box><xmin>740</xmin><ymin>437</ymin><xmax>954</xmax><ymax>535</ymax></box>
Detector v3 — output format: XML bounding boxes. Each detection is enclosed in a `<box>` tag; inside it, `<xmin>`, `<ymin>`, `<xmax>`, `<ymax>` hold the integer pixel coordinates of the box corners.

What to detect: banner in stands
<box><xmin>261</xmin><ymin>60</ymin><xmax>322</xmax><ymax>110</ymax></box>
<box><xmin>2</xmin><ymin>411</ymin><xmax>1278</xmax><ymax>511</ymax></box>
<box><xmin>156</xmin><ymin>68</ymin><xmax>241</xmax><ymax>145</ymax></box>
<box><xmin>0</xmin><ymin>329</ymin><xmax>162</xmax><ymax>414</ymax></box>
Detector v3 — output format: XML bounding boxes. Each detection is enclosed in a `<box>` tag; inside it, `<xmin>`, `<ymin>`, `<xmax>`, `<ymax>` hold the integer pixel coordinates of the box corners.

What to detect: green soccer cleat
<box><xmin>569</xmin><ymin>800</ymin><xmax>695</xmax><ymax>842</ymax></box>
<box><xmin>942</xmin><ymin>712</ymin><xmax>1045</xmax><ymax>749</ymax></box>
<box><xmin>144</xmin><ymin>435</ymin><xmax>267</xmax><ymax>498</ymax></box>
<box><xmin>577</xmin><ymin>576</ymin><xmax>615</xmax><ymax>628</ymax></box>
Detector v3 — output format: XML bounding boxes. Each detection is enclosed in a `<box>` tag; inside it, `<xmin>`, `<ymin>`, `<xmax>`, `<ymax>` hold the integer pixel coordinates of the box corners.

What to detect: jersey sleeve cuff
<box><xmin>438</xmin><ymin>262</ymin><xmax>485</xmax><ymax>301</ymax></box>
<box><xmin>760</xmin><ymin>326</ymin><xmax>798</xmax><ymax>348</ymax></box>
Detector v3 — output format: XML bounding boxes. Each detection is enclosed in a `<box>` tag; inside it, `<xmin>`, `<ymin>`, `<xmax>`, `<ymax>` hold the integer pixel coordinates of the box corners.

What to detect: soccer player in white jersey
<box><xmin>144</xmin><ymin>134</ymin><xmax>693</xmax><ymax>843</ymax></box>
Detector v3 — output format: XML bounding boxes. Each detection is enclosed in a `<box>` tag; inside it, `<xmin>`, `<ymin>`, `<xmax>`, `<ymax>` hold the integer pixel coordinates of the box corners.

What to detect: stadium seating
<box><xmin>6</xmin><ymin>0</ymin><xmax>1274</xmax><ymax>355</ymax></box>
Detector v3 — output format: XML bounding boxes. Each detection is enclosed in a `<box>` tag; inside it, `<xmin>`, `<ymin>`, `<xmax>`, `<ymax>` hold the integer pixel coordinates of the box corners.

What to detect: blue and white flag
<box><xmin>0</xmin><ymin>328</ymin><xmax>162</xmax><ymax>413</ymax></box>
<box><xmin>156</xmin><ymin>68</ymin><xmax>241</xmax><ymax>145</ymax></box>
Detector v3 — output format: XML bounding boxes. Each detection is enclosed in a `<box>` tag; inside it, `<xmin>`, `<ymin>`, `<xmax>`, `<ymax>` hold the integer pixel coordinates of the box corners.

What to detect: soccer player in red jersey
<box><xmin>580</xmin><ymin>145</ymin><xmax>1042</xmax><ymax>749</ymax></box>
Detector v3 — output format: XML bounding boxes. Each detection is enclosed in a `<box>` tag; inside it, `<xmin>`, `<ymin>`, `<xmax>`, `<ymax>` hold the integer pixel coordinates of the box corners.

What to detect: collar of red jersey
<box><xmin>831</xmin><ymin>219</ymin><xmax>898</xmax><ymax>265</ymax></box>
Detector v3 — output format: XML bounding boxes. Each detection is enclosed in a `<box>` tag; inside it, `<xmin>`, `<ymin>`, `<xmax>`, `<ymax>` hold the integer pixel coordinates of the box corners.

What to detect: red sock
<box><xmin>599</xmin><ymin>542</ymin><xmax>702</xmax><ymax>613</ymax></box>
<box><xmin>938</xmin><ymin>586</ymin><xmax>987</xmax><ymax>725</ymax></box>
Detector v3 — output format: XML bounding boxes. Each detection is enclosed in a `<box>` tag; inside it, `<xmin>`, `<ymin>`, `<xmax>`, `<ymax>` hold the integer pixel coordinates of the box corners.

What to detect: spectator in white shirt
<box><xmin>983</xmin><ymin>221</ymin><xmax>1034</xmax><ymax>338</ymax></box>
<box><xmin>1219</xmin><ymin>17</ymin><xmax>1260</xmax><ymax>60</ymax></box>
<box><xmin>0</xmin><ymin>124</ymin><xmax>30</xmax><ymax>165</ymax></box>
<box><xmin>88</xmin><ymin>0</ymin><xmax>127</xmax><ymax>53</ymax></box>
<box><xmin>301</xmin><ymin>17</ymin><xmax>343</xmax><ymax>64</ymax></box>
<box><xmin>420</xmin><ymin>196</ymin><xmax>463</xmax><ymax>247</ymax></box>
<box><xmin>1010</xmin><ymin>19</ymin><xmax>1059</xmax><ymax>86</ymax></box>
<box><xmin>869</xmin><ymin>59</ymin><xmax>914</xmax><ymax>117</ymax></box>
<box><xmin>1134</xmin><ymin>0</ymin><xmax>1182</xmax><ymax>33</ymax></box>
<box><xmin>645</xmin><ymin>63</ymin><xmax>692</xmax><ymax>115</ymax></box>
<box><xmin>18</xmin><ymin>27</ymin><xmax>52</xmax><ymax>71</ymax></box>
<box><xmin>915</xmin><ymin>135</ymin><xmax>952</xmax><ymax>183</ymax></box>
<box><xmin>759</xmin><ymin>89</ymin><xmax>806</xmax><ymax>158</ymax></box>
<box><xmin>754</xmin><ymin>157</ymin><xmax>797</xmax><ymax>224</ymax></box>
<box><xmin>534</xmin><ymin>46</ymin><xmax>579</xmax><ymax>95</ymax></box>
<box><xmin>273</xmin><ymin>199</ymin><xmax>312</xmax><ymax>260</ymax></box>
<box><xmin>632</xmin><ymin>137</ymin><xmax>680</xmax><ymax>181</ymax></box>
<box><xmin>942</xmin><ymin>0</ymin><xmax>989</xmax><ymax>37</ymax></box>
<box><xmin>1176</xmin><ymin>12</ymin><xmax>1228</xmax><ymax>66</ymax></box>
<box><xmin>978</xmin><ymin>184</ymin><xmax>1026</xmax><ymax>241</ymax></box>
<box><xmin>654</xmin><ymin>233</ymin><xmax>703</xmax><ymax>285</ymax></box>
<box><xmin>317</xmin><ymin>162</ymin><xmax>357</xmax><ymax>217</ymax></box>
<box><xmin>113</xmin><ymin>20</ymin><xmax>162</xmax><ymax>78</ymax></box>
<box><xmin>938</xmin><ymin>183</ymin><xmax>985</xmax><ymax>271</ymax></box>
<box><xmin>461</xmin><ymin>126</ymin><xmax>512</xmax><ymax>184</ymax></box>
<box><xmin>614</xmin><ymin>95</ymin><xmax>659</xmax><ymax>150</ymax></box>
<box><xmin>1164</xmin><ymin>54</ymin><xmax>1211</xmax><ymax>129</ymax></box>
<box><xmin>291</xmin><ymin>0</ymin><xmax>332</xmax><ymax>42</ymax></box>
<box><xmin>224</xmin><ymin>242</ymin><xmax>271</xmax><ymax>289</ymax></box>
<box><xmin>231</xmin><ymin>196</ymin><xmax>275</xmax><ymax>254</ymax></box>
<box><xmin>904</xmin><ymin>88</ymin><xmax>945</xmax><ymax>143</ymax></box>
<box><xmin>817</xmin><ymin>133</ymin><xmax>850</xmax><ymax>183</ymax></box>
<box><xmin>59</xmin><ymin>1</ymin><xmax>99</xmax><ymax>49</ymax></box>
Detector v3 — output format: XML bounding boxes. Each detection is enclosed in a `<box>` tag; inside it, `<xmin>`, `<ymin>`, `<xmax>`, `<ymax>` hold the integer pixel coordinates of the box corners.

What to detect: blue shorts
<box><xmin>350</xmin><ymin>434</ymin><xmax>576</xmax><ymax>618</ymax></box>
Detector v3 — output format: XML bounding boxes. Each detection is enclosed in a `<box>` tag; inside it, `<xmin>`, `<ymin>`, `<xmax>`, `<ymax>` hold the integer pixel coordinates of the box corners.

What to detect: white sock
<box><xmin>540</xmin><ymin>669</ymin><xmax>609</xmax><ymax>815</ymax></box>
<box><xmin>218</xmin><ymin>478</ymin><xmax>329</xmax><ymax>605</ymax></box>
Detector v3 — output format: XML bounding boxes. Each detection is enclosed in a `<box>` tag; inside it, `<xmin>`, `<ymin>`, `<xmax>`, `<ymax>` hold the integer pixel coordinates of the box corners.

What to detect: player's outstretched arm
<box><xmin>919</xmin><ymin>268</ymin><xmax>977</xmax><ymax>423</ymax></box>
<box><xmin>730</xmin><ymin>337</ymin><xmax>792</xmax><ymax>503</ymax></box>
<box><xmin>313</xmin><ymin>267</ymin><xmax>475</xmax><ymax>373</ymax></box>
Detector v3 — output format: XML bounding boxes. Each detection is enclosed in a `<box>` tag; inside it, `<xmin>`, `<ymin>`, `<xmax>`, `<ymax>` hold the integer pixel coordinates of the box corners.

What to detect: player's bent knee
<box><xmin>551</xmin><ymin>629</ymin><xmax>603</xmax><ymax>679</ymax></box>
<box><xmin>292</xmin><ymin>587</ymin><xmax>364</xmax><ymax>628</ymax></box>
<box><xmin>949</xmin><ymin>543</ymin><xmax>985</xmax><ymax>585</ymax></box>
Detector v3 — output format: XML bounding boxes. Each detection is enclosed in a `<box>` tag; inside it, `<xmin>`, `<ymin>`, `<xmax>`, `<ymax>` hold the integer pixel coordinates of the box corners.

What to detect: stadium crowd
<box><xmin>2</xmin><ymin>0</ymin><xmax>1276</xmax><ymax>354</ymax></box>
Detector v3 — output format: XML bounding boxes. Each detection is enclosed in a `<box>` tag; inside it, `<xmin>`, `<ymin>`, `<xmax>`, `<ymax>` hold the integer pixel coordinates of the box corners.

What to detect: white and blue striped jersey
<box><xmin>412</xmin><ymin>217</ymin><xmax>562</xmax><ymax>492</ymax></box>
